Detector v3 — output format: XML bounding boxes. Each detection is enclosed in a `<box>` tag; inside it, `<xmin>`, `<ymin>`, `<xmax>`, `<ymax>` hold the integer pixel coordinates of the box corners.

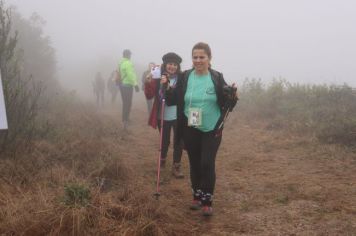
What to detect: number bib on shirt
<box><xmin>188</xmin><ymin>107</ymin><xmax>202</xmax><ymax>127</ymax></box>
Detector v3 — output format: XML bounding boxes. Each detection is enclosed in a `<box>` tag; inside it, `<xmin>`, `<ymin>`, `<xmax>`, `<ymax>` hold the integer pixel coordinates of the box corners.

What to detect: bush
<box><xmin>240</xmin><ymin>78</ymin><xmax>356</xmax><ymax>147</ymax></box>
<box><xmin>63</xmin><ymin>183</ymin><xmax>91</xmax><ymax>207</ymax></box>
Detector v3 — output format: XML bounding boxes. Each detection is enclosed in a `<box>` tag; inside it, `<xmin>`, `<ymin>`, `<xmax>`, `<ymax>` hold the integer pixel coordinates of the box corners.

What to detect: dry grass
<box><xmin>0</xmin><ymin>102</ymin><xmax>195</xmax><ymax>235</ymax></box>
<box><xmin>0</xmin><ymin>99</ymin><xmax>356</xmax><ymax>235</ymax></box>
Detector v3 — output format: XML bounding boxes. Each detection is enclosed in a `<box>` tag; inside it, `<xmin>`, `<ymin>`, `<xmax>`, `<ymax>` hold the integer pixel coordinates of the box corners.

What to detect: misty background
<box><xmin>7</xmin><ymin>0</ymin><xmax>356</xmax><ymax>98</ymax></box>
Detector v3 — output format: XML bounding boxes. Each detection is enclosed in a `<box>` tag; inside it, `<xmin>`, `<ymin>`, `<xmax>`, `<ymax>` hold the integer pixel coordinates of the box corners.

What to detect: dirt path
<box><xmin>103</xmin><ymin>105</ymin><xmax>356</xmax><ymax>235</ymax></box>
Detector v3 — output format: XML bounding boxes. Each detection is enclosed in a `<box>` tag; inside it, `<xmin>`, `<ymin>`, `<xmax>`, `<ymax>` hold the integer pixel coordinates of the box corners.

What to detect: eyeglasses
<box><xmin>192</xmin><ymin>56</ymin><xmax>207</xmax><ymax>60</ymax></box>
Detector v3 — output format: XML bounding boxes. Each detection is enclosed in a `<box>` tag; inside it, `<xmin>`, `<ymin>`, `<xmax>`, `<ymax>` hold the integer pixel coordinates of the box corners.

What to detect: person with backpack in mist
<box><xmin>146</xmin><ymin>53</ymin><xmax>184</xmax><ymax>179</ymax></box>
<box><xmin>161</xmin><ymin>42</ymin><xmax>238</xmax><ymax>216</ymax></box>
<box><xmin>142</xmin><ymin>62</ymin><xmax>156</xmax><ymax>115</ymax></box>
<box><xmin>93</xmin><ymin>72</ymin><xmax>105</xmax><ymax>107</ymax></box>
<box><xmin>107</xmin><ymin>70</ymin><xmax>119</xmax><ymax>104</ymax></box>
<box><xmin>118</xmin><ymin>49</ymin><xmax>139</xmax><ymax>130</ymax></box>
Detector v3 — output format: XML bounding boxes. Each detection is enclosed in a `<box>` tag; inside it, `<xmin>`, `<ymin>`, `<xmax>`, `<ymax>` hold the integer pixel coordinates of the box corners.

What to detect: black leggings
<box><xmin>157</xmin><ymin>120</ymin><xmax>183</xmax><ymax>163</ymax></box>
<box><xmin>182</xmin><ymin>126</ymin><xmax>222</xmax><ymax>195</ymax></box>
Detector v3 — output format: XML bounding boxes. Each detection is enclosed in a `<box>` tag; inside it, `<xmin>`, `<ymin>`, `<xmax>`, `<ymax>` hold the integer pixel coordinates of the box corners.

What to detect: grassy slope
<box><xmin>0</xmin><ymin>102</ymin><xmax>355</xmax><ymax>235</ymax></box>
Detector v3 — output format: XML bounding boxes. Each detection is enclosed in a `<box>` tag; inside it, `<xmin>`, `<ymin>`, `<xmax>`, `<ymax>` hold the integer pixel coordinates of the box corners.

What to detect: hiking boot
<box><xmin>202</xmin><ymin>206</ymin><xmax>213</xmax><ymax>216</ymax></box>
<box><xmin>172</xmin><ymin>163</ymin><xmax>184</xmax><ymax>179</ymax></box>
<box><xmin>190</xmin><ymin>200</ymin><xmax>202</xmax><ymax>210</ymax></box>
<box><xmin>160</xmin><ymin>159</ymin><xmax>166</xmax><ymax>168</ymax></box>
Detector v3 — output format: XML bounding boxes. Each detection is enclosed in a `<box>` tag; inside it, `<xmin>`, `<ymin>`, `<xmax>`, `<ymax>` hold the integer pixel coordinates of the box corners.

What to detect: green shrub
<box><xmin>63</xmin><ymin>183</ymin><xmax>91</xmax><ymax>207</ymax></box>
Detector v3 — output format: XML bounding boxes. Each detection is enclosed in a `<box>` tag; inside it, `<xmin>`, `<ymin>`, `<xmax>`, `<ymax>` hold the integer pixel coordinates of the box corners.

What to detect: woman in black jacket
<box><xmin>163</xmin><ymin>42</ymin><xmax>238</xmax><ymax>216</ymax></box>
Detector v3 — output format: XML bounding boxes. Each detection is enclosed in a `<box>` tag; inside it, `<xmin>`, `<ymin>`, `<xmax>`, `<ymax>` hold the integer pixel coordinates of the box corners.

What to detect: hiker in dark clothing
<box><xmin>107</xmin><ymin>70</ymin><xmax>119</xmax><ymax>104</ymax></box>
<box><xmin>146</xmin><ymin>53</ymin><xmax>184</xmax><ymax>179</ymax></box>
<box><xmin>142</xmin><ymin>62</ymin><xmax>156</xmax><ymax>115</ymax></box>
<box><xmin>93</xmin><ymin>72</ymin><xmax>105</xmax><ymax>107</ymax></box>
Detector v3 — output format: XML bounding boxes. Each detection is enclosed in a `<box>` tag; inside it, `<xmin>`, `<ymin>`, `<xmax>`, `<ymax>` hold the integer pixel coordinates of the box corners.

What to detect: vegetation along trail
<box><xmin>101</xmin><ymin>104</ymin><xmax>356</xmax><ymax>235</ymax></box>
<box><xmin>0</xmin><ymin>99</ymin><xmax>355</xmax><ymax>235</ymax></box>
<box><xmin>1</xmin><ymin>1</ymin><xmax>356</xmax><ymax>234</ymax></box>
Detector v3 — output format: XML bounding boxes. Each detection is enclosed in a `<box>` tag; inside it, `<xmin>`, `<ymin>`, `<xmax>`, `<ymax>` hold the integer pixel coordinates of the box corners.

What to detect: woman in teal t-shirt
<box><xmin>163</xmin><ymin>42</ymin><xmax>238</xmax><ymax>216</ymax></box>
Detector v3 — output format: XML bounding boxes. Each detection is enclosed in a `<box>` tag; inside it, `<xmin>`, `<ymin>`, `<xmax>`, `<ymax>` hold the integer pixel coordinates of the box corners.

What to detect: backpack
<box><xmin>144</xmin><ymin>79</ymin><xmax>158</xmax><ymax>99</ymax></box>
<box><xmin>114</xmin><ymin>69</ymin><xmax>121</xmax><ymax>86</ymax></box>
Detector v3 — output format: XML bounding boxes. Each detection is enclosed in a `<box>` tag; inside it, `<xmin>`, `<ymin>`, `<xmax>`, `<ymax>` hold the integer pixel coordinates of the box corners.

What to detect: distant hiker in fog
<box><xmin>142</xmin><ymin>62</ymin><xmax>155</xmax><ymax>115</ymax></box>
<box><xmin>146</xmin><ymin>53</ymin><xmax>184</xmax><ymax>179</ymax></box>
<box><xmin>118</xmin><ymin>49</ymin><xmax>139</xmax><ymax>130</ymax></box>
<box><xmin>93</xmin><ymin>72</ymin><xmax>105</xmax><ymax>107</ymax></box>
<box><xmin>162</xmin><ymin>42</ymin><xmax>238</xmax><ymax>216</ymax></box>
<box><xmin>107</xmin><ymin>70</ymin><xmax>119</xmax><ymax>104</ymax></box>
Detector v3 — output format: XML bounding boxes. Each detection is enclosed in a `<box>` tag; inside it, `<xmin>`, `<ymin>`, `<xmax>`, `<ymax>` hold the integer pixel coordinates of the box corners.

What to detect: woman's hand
<box><xmin>232</xmin><ymin>83</ymin><xmax>239</xmax><ymax>99</ymax></box>
<box><xmin>160</xmin><ymin>74</ymin><xmax>169</xmax><ymax>84</ymax></box>
<box><xmin>160</xmin><ymin>74</ymin><xmax>170</xmax><ymax>90</ymax></box>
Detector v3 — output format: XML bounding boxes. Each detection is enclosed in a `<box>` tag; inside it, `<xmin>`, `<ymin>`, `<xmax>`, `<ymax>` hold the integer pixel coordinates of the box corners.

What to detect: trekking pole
<box><xmin>217</xmin><ymin>107</ymin><xmax>231</xmax><ymax>131</ymax></box>
<box><xmin>154</xmin><ymin>85</ymin><xmax>167</xmax><ymax>200</ymax></box>
<box><xmin>216</xmin><ymin>85</ymin><xmax>238</xmax><ymax>131</ymax></box>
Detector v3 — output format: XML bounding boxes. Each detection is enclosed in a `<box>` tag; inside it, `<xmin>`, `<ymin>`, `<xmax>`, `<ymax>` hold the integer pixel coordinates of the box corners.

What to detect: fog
<box><xmin>8</xmin><ymin>0</ymin><xmax>356</xmax><ymax>98</ymax></box>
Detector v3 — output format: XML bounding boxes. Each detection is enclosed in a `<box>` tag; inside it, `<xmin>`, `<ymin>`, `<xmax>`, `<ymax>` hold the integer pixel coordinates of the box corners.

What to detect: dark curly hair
<box><xmin>192</xmin><ymin>42</ymin><xmax>212</xmax><ymax>59</ymax></box>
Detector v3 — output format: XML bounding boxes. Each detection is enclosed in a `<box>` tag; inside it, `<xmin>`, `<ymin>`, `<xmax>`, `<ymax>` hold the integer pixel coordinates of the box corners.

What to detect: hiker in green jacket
<box><xmin>118</xmin><ymin>49</ymin><xmax>139</xmax><ymax>130</ymax></box>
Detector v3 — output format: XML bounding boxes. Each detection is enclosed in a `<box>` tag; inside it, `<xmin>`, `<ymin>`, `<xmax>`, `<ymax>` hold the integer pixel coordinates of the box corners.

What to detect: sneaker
<box><xmin>202</xmin><ymin>206</ymin><xmax>213</xmax><ymax>216</ymax></box>
<box><xmin>172</xmin><ymin>163</ymin><xmax>184</xmax><ymax>179</ymax></box>
<box><xmin>190</xmin><ymin>200</ymin><xmax>202</xmax><ymax>210</ymax></box>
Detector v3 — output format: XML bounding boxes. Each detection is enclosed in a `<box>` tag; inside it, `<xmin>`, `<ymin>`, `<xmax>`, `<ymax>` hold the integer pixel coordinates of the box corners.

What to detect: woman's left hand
<box><xmin>232</xmin><ymin>83</ymin><xmax>239</xmax><ymax>99</ymax></box>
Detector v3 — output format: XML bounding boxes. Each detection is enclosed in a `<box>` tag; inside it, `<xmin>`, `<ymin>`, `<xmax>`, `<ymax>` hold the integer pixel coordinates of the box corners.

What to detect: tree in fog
<box><xmin>0</xmin><ymin>1</ymin><xmax>57</xmax><ymax>154</ymax></box>
<box><xmin>11</xmin><ymin>8</ymin><xmax>58</xmax><ymax>94</ymax></box>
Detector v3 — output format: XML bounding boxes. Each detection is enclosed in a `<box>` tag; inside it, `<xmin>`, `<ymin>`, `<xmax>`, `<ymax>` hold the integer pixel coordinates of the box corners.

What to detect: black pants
<box><xmin>157</xmin><ymin>120</ymin><xmax>183</xmax><ymax>163</ymax></box>
<box><xmin>183</xmin><ymin>126</ymin><xmax>222</xmax><ymax>195</ymax></box>
<box><xmin>120</xmin><ymin>85</ymin><xmax>133</xmax><ymax>122</ymax></box>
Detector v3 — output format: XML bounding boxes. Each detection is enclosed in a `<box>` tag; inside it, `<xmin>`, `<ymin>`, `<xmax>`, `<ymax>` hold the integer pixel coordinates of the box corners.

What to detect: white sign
<box><xmin>151</xmin><ymin>66</ymin><xmax>161</xmax><ymax>79</ymax></box>
<box><xmin>0</xmin><ymin>70</ymin><xmax>8</xmax><ymax>130</ymax></box>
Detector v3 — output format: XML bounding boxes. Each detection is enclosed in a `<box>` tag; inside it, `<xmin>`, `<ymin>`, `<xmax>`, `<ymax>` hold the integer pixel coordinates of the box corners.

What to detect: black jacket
<box><xmin>165</xmin><ymin>68</ymin><xmax>237</xmax><ymax>143</ymax></box>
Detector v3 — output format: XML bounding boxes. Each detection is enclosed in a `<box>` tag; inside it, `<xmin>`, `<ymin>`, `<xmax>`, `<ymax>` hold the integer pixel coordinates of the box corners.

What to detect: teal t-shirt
<box><xmin>184</xmin><ymin>70</ymin><xmax>221</xmax><ymax>132</ymax></box>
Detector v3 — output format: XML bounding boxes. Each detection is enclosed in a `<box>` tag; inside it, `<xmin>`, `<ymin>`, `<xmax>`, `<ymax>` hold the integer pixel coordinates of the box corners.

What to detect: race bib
<box><xmin>188</xmin><ymin>108</ymin><xmax>202</xmax><ymax>127</ymax></box>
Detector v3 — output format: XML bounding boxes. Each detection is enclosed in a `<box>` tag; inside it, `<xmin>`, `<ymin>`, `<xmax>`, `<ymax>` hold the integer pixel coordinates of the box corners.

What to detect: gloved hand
<box><xmin>134</xmin><ymin>85</ymin><xmax>140</xmax><ymax>92</ymax></box>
